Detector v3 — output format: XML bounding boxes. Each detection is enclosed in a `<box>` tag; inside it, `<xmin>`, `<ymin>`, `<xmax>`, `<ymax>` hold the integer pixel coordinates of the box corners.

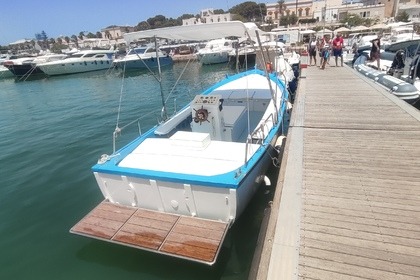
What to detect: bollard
<box><xmin>300</xmin><ymin>50</ymin><xmax>309</xmax><ymax>78</ymax></box>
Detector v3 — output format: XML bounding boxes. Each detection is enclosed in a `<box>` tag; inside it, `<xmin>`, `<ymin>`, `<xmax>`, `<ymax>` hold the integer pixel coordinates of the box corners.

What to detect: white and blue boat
<box><xmin>70</xmin><ymin>21</ymin><xmax>290</xmax><ymax>265</ymax></box>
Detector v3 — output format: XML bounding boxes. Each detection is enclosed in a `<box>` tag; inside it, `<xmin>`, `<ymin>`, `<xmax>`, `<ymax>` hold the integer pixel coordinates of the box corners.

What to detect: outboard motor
<box><xmin>387</xmin><ymin>49</ymin><xmax>405</xmax><ymax>78</ymax></box>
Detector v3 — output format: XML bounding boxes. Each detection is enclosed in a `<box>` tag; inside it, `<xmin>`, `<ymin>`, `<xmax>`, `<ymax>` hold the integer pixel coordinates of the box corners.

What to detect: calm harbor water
<box><xmin>0</xmin><ymin>62</ymin><xmax>278</xmax><ymax>280</ymax></box>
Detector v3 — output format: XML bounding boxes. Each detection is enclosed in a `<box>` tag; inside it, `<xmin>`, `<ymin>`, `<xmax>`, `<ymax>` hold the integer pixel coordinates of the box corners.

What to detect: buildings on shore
<box><xmin>265</xmin><ymin>0</ymin><xmax>397</xmax><ymax>26</ymax></box>
<box><xmin>4</xmin><ymin>0</ymin><xmax>420</xmax><ymax>53</ymax></box>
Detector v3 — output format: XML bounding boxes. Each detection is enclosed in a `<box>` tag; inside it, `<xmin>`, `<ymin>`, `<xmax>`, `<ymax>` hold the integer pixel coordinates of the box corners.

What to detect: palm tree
<box><xmin>277</xmin><ymin>0</ymin><xmax>285</xmax><ymax>27</ymax></box>
<box><xmin>71</xmin><ymin>35</ymin><xmax>79</xmax><ymax>48</ymax></box>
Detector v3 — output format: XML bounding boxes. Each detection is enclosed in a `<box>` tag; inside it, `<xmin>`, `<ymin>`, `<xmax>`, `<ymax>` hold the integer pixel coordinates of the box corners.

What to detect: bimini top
<box><xmin>123</xmin><ymin>21</ymin><xmax>269</xmax><ymax>43</ymax></box>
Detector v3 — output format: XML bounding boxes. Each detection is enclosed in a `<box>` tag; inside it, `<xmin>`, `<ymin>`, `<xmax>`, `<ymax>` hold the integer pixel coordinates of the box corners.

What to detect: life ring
<box><xmin>193</xmin><ymin>106</ymin><xmax>209</xmax><ymax>124</ymax></box>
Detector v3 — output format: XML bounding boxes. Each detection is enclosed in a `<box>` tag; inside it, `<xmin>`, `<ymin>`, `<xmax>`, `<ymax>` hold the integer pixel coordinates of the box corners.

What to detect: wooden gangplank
<box><xmin>70</xmin><ymin>201</ymin><xmax>229</xmax><ymax>265</ymax></box>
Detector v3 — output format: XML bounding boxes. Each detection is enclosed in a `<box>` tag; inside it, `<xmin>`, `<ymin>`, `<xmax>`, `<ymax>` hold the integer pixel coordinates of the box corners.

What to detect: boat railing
<box><xmin>244</xmin><ymin>112</ymin><xmax>275</xmax><ymax>164</ymax></box>
<box><xmin>112</xmin><ymin>110</ymin><xmax>158</xmax><ymax>153</ymax></box>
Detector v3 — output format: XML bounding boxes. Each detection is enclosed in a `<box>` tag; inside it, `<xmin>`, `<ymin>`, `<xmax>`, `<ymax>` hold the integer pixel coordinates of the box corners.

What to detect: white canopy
<box><xmin>334</xmin><ymin>27</ymin><xmax>351</xmax><ymax>33</ymax></box>
<box><xmin>369</xmin><ymin>23</ymin><xmax>388</xmax><ymax>30</ymax></box>
<box><xmin>316</xmin><ymin>28</ymin><xmax>333</xmax><ymax>37</ymax></box>
<box><xmin>123</xmin><ymin>21</ymin><xmax>268</xmax><ymax>43</ymax></box>
<box><xmin>351</xmin><ymin>25</ymin><xmax>369</xmax><ymax>32</ymax></box>
<box><xmin>300</xmin><ymin>29</ymin><xmax>316</xmax><ymax>34</ymax></box>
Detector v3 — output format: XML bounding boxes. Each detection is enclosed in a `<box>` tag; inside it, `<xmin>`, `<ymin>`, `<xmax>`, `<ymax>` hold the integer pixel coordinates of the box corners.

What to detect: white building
<box><xmin>182</xmin><ymin>8</ymin><xmax>232</xmax><ymax>25</ymax></box>
<box><xmin>398</xmin><ymin>0</ymin><xmax>420</xmax><ymax>22</ymax></box>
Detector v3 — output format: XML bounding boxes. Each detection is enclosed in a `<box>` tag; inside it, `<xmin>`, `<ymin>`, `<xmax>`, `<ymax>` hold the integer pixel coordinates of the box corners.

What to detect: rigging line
<box><xmin>255</xmin><ymin>30</ymin><xmax>279</xmax><ymax>122</ymax></box>
<box><xmin>20</xmin><ymin>65</ymin><xmax>36</xmax><ymax>82</ymax></box>
<box><xmin>115</xmin><ymin>62</ymin><xmax>127</xmax><ymax>129</ymax></box>
<box><xmin>164</xmin><ymin>58</ymin><xmax>192</xmax><ymax>104</ymax></box>
<box><xmin>133</xmin><ymin>47</ymin><xmax>161</xmax><ymax>83</ymax></box>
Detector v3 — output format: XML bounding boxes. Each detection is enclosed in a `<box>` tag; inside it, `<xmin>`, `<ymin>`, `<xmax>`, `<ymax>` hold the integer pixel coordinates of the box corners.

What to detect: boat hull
<box><xmin>113</xmin><ymin>56</ymin><xmax>173</xmax><ymax>70</ymax></box>
<box><xmin>38</xmin><ymin>59</ymin><xmax>112</xmax><ymax>76</ymax></box>
<box><xmin>93</xmin><ymin>140</ymin><xmax>278</xmax><ymax>224</ymax></box>
<box><xmin>355</xmin><ymin>64</ymin><xmax>420</xmax><ymax>104</ymax></box>
<box><xmin>198</xmin><ymin>51</ymin><xmax>230</xmax><ymax>65</ymax></box>
<box><xmin>0</xmin><ymin>66</ymin><xmax>14</xmax><ymax>79</ymax></box>
<box><xmin>4</xmin><ymin>64</ymin><xmax>45</xmax><ymax>78</ymax></box>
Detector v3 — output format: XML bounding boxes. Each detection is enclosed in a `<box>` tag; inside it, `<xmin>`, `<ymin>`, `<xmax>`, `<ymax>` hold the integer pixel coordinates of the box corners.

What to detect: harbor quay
<box><xmin>250</xmin><ymin>64</ymin><xmax>420</xmax><ymax>280</ymax></box>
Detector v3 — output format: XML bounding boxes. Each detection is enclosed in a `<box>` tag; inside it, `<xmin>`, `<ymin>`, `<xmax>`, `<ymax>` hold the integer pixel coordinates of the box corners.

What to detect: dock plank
<box><xmin>257</xmin><ymin>65</ymin><xmax>420</xmax><ymax>280</ymax></box>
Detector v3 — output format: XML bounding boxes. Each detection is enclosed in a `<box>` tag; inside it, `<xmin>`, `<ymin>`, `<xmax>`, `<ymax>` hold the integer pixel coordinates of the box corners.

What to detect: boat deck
<box><xmin>70</xmin><ymin>201</ymin><xmax>229</xmax><ymax>265</ymax></box>
<box><xmin>253</xmin><ymin>65</ymin><xmax>420</xmax><ymax>279</ymax></box>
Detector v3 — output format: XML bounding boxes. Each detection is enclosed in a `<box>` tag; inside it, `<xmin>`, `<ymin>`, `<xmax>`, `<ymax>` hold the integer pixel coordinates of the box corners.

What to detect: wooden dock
<box><xmin>253</xmin><ymin>65</ymin><xmax>420</xmax><ymax>279</ymax></box>
<box><xmin>70</xmin><ymin>201</ymin><xmax>229</xmax><ymax>265</ymax></box>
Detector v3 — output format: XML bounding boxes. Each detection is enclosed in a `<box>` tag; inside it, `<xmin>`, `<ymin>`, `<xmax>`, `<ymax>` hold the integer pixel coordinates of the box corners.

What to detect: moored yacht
<box><xmin>38</xmin><ymin>49</ymin><xmax>114</xmax><ymax>76</ymax></box>
<box><xmin>197</xmin><ymin>38</ymin><xmax>235</xmax><ymax>65</ymax></box>
<box><xmin>228</xmin><ymin>38</ymin><xmax>257</xmax><ymax>68</ymax></box>
<box><xmin>0</xmin><ymin>65</ymin><xmax>14</xmax><ymax>79</ymax></box>
<box><xmin>3</xmin><ymin>53</ymin><xmax>67</xmax><ymax>78</ymax></box>
<box><xmin>113</xmin><ymin>45</ymin><xmax>173</xmax><ymax>70</ymax></box>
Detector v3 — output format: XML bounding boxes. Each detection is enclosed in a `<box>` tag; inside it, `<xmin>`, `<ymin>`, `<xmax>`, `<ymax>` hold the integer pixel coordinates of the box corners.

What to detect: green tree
<box><xmin>147</xmin><ymin>15</ymin><xmax>167</xmax><ymax>28</ymax></box>
<box><xmin>71</xmin><ymin>35</ymin><xmax>79</xmax><ymax>47</ymax></box>
<box><xmin>179</xmin><ymin>13</ymin><xmax>195</xmax><ymax>19</ymax></box>
<box><xmin>277</xmin><ymin>0</ymin><xmax>286</xmax><ymax>26</ymax></box>
<box><xmin>229</xmin><ymin>1</ymin><xmax>266</xmax><ymax>22</ymax></box>
<box><xmin>135</xmin><ymin>21</ymin><xmax>150</xmax><ymax>31</ymax></box>
<box><xmin>339</xmin><ymin>13</ymin><xmax>364</xmax><ymax>27</ymax></box>
<box><xmin>86</xmin><ymin>32</ymin><xmax>96</xmax><ymax>38</ymax></box>
<box><xmin>95</xmin><ymin>32</ymin><xmax>102</xmax><ymax>38</ymax></box>
<box><xmin>289</xmin><ymin>13</ymin><xmax>298</xmax><ymax>25</ymax></box>
<box><xmin>395</xmin><ymin>11</ymin><xmax>409</xmax><ymax>22</ymax></box>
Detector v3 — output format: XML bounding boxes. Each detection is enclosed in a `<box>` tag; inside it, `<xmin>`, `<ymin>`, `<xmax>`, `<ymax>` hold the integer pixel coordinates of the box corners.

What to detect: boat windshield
<box><xmin>128</xmin><ymin>48</ymin><xmax>147</xmax><ymax>55</ymax></box>
<box><xmin>68</xmin><ymin>53</ymin><xmax>84</xmax><ymax>58</ymax></box>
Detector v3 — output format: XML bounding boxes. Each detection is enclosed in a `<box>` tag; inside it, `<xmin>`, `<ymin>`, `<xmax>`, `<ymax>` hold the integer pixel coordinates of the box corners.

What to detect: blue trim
<box><xmin>92</xmin><ymin>69</ymin><xmax>289</xmax><ymax>189</ymax></box>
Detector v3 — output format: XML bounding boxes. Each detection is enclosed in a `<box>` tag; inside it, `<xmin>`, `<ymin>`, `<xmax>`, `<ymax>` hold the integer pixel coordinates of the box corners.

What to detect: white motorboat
<box><xmin>197</xmin><ymin>38</ymin><xmax>235</xmax><ymax>65</ymax></box>
<box><xmin>384</xmin><ymin>24</ymin><xmax>420</xmax><ymax>47</ymax></box>
<box><xmin>228</xmin><ymin>38</ymin><xmax>257</xmax><ymax>68</ymax></box>
<box><xmin>354</xmin><ymin>63</ymin><xmax>420</xmax><ymax>104</ymax></box>
<box><xmin>353</xmin><ymin>39</ymin><xmax>420</xmax><ymax>104</ymax></box>
<box><xmin>0</xmin><ymin>65</ymin><xmax>14</xmax><ymax>79</ymax></box>
<box><xmin>3</xmin><ymin>53</ymin><xmax>67</xmax><ymax>79</ymax></box>
<box><xmin>38</xmin><ymin>49</ymin><xmax>114</xmax><ymax>76</ymax></box>
<box><xmin>70</xmin><ymin>21</ymin><xmax>291</xmax><ymax>265</ymax></box>
<box><xmin>113</xmin><ymin>45</ymin><xmax>173</xmax><ymax>70</ymax></box>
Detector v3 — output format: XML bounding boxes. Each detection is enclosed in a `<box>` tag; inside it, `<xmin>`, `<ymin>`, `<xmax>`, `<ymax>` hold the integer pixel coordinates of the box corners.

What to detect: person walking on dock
<box><xmin>308</xmin><ymin>36</ymin><xmax>318</xmax><ymax>66</ymax></box>
<box><xmin>319</xmin><ymin>34</ymin><xmax>331</xmax><ymax>70</ymax></box>
<box><xmin>332</xmin><ymin>32</ymin><xmax>344</xmax><ymax>67</ymax></box>
<box><xmin>369</xmin><ymin>33</ymin><xmax>381</xmax><ymax>70</ymax></box>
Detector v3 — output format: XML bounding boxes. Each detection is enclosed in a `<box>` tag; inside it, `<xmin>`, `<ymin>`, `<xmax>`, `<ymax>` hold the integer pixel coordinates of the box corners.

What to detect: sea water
<box><xmin>0</xmin><ymin>62</ymin><xmax>278</xmax><ymax>280</ymax></box>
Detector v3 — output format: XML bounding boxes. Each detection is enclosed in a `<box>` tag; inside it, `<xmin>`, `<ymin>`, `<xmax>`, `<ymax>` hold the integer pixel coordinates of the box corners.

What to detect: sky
<box><xmin>0</xmin><ymin>0</ymin><xmax>255</xmax><ymax>45</ymax></box>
